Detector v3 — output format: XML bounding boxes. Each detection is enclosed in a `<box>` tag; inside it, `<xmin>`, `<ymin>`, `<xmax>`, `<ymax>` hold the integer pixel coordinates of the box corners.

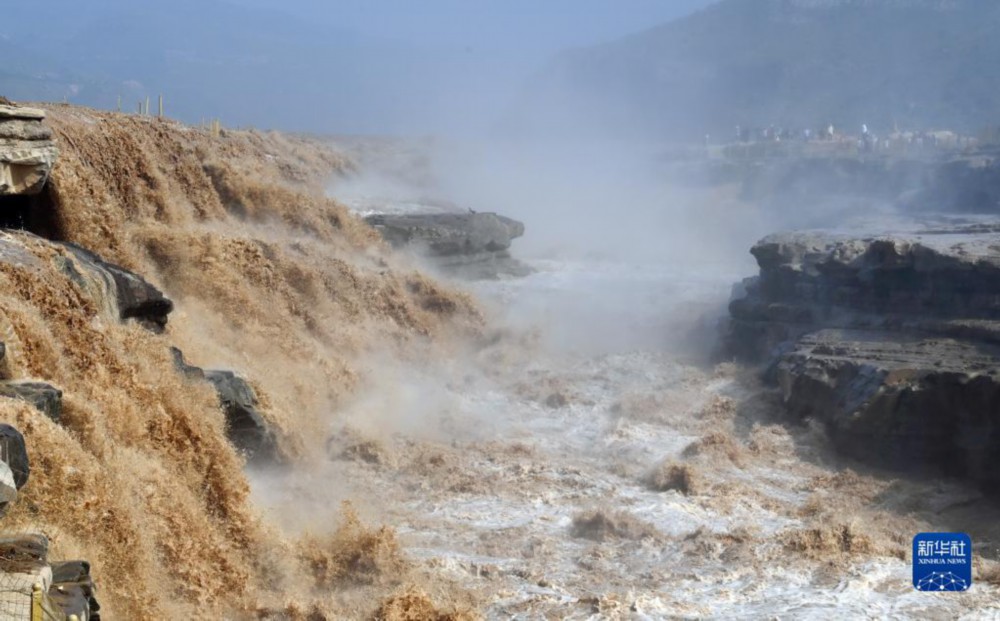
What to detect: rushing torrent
<box><xmin>1</xmin><ymin>103</ymin><xmax>999</xmax><ymax>620</ymax></box>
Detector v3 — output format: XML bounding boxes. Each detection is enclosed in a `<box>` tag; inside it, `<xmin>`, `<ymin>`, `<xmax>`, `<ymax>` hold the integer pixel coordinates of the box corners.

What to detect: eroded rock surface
<box><xmin>727</xmin><ymin>223</ymin><xmax>1000</xmax><ymax>489</ymax></box>
<box><xmin>365</xmin><ymin>212</ymin><xmax>530</xmax><ymax>278</ymax></box>
<box><xmin>0</xmin><ymin>104</ymin><xmax>58</xmax><ymax>196</ymax></box>
<box><xmin>0</xmin><ymin>381</ymin><xmax>63</xmax><ymax>423</ymax></box>
<box><xmin>0</xmin><ymin>232</ymin><xmax>174</xmax><ymax>334</ymax></box>
<box><xmin>0</xmin><ymin>424</ymin><xmax>29</xmax><ymax>491</ymax></box>
<box><xmin>50</xmin><ymin>560</ymin><xmax>101</xmax><ymax>621</ymax></box>
<box><xmin>366</xmin><ymin>212</ymin><xmax>523</xmax><ymax>255</ymax></box>
<box><xmin>58</xmin><ymin>241</ymin><xmax>174</xmax><ymax>333</ymax></box>
<box><xmin>171</xmin><ymin>348</ymin><xmax>279</xmax><ymax>463</ymax></box>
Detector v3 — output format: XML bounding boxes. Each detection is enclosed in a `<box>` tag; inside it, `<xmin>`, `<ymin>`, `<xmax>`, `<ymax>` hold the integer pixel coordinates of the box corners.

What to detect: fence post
<box><xmin>30</xmin><ymin>582</ymin><xmax>42</xmax><ymax>621</ymax></box>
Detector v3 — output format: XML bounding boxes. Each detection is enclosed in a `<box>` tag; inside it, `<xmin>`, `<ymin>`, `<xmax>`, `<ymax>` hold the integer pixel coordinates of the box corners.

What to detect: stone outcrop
<box><xmin>0</xmin><ymin>381</ymin><xmax>63</xmax><ymax>423</ymax></box>
<box><xmin>674</xmin><ymin>152</ymin><xmax>1000</xmax><ymax>231</ymax></box>
<box><xmin>60</xmin><ymin>242</ymin><xmax>174</xmax><ymax>333</ymax></box>
<box><xmin>365</xmin><ymin>212</ymin><xmax>530</xmax><ymax>278</ymax></box>
<box><xmin>0</xmin><ymin>232</ymin><xmax>174</xmax><ymax>334</ymax></box>
<box><xmin>0</xmin><ymin>425</ymin><xmax>22</xmax><ymax>516</ymax></box>
<box><xmin>0</xmin><ymin>424</ymin><xmax>29</xmax><ymax>491</ymax></box>
<box><xmin>900</xmin><ymin>153</ymin><xmax>1000</xmax><ymax>214</ymax></box>
<box><xmin>171</xmin><ymin>348</ymin><xmax>279</xmax><ymax>463</ymax></box>
<box><xmin>726</xmin><ymin>223</ymin><xmax>1000</xmax><ymax>489</ymax></box>
<box><xmin>50</xmin><ymin>560</ymin><xmax>101</xmax><ymax>621</ymax></box>
<box><xmin>0</xmin><ymin>534</ymin><xmax>101</xmax><ymax>620</ymax></box>
<box><xmin>0</xmin><ymin>104</ymin><xmax>58</xmax><ymax>196</ymax></box>
<box><xmin>365</xmin><ymin>212</ymin><xmax>524</xmax><ymax>255</ymax></box>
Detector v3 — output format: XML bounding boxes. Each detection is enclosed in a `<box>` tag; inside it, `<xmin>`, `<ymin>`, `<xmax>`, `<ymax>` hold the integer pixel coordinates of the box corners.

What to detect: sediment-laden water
<box><xmin>254</xmin><ymin>257</ymin><xmax>1000</xmax><ymax>619</ymax></box>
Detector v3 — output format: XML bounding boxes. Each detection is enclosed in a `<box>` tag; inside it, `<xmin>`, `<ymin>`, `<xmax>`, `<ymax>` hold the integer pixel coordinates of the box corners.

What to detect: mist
<box><xmin>8</xmin><ymin>1</ymin><xmax>1000</xmax><ymax>618</ymax></box>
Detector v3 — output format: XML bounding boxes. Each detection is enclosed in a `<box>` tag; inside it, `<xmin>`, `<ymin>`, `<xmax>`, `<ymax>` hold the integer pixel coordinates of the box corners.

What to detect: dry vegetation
<box><xmin>0</xmin><ymin>105</ymin><xmax>485</xmax><ymax>618</ymax></box>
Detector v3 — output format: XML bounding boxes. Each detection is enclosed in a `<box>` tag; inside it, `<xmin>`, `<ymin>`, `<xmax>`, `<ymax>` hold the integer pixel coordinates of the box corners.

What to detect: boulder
<box><xmin>0</xmin><ymin>461</ymin><xmax>18</xmax><ymax>515</ymax></box>
<box><xmin>170</xmin><ymin>348</ymin><xmax>279</xmax><ymax>463</ymax></box>
<box><xmin>203</xmin><ymin>370</ymin><xmax>278</xmax><ymax>463</ymax></box>
<box><xmin>59</xmin><ymin>242</ymin><xmax>174</xmax><ymax>333</ymax></box>
<box><xmin>726</xmin><ymin>222</ymin><xmax>1000</xmax><ymax>490</ymax></box>
<box><xmin>50</xmin><ymin>560</ymin><xmax>101</xmax><ymax>621</ymax></box>
<box><xmin>0</xmin><ymin>231</ymin><xmax>173</xmax><ymax>332</ymax></box>
<box><xmin>0</xmin><ymin>381</ymin><xmax>62</xmax><ymax>422</ymax></box>
<box><xmin>365</xmin><ymin>212</ymin><xmax>523</xmax><ymax>255</ymax></box>
<box><xmin>0</xmin><ymin>424</ymin><xmax>29</xmax><ymax>490</ymax></box>
<box><xmin>365</xmin><ymin>212</ymin><xmax>528</xmax><ymax>278</ymax></box>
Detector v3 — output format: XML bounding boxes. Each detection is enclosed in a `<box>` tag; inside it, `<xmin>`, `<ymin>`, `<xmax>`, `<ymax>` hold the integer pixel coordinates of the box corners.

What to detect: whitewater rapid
<box><xmin>254</xmin><ymin>257</ymin><xmax>1000</xmax><ymax>619</ymax></box>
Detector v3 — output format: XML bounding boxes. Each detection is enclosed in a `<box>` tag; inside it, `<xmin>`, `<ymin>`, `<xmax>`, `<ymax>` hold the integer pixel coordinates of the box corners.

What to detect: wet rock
<box><xmin>50</xmin><ymin>560</ymin><xmax>101</xmax><ymax>621</ymax></box>
<box><xmin>169</xmin><ymin>347</ymin><xmax>205</xmax><ymax>380</ymax></box>
<box><xmin>204</xmin><ymin>370</ymin><xmax>278</xmax><ymax>462</ymax></box>
<box><xmin>0</xmin><ymin>424</ymin><xmax>29</xmax><ymax>490</ymax></box>
<box><xmin>365</xmin><ymin>211</ymin><xmax>529</xmax><ymax>278</ymax></box>
<box><xmin>776</xmin><ymin>331</ymin><xmax>1000</xmax><ymax>484</ymax></box>
<box><xmin>727</xmin><ymin>224</ymin><xmax>1000</xmax><ymax>490</ymax></box>
<box><xmin>171</xmin><ymin>348</ymin><xmax>279</xmax><ymax>463</ymax></box>
<box><xmin>726</xmin><ymin>224</ymin><xmax>1000</xmax><ymax>361</ymax></box>
<box><xmin>366</xmin><ymin>212</ymin><xmax>524</xmax><ymax>256</ymax></box>
<box><xmin>60</xmin><ymin>242</ymin><xmax>174</xmax><ymax>333</ymax></box>
<box><xmin>0</xmin><ymin>533</ymin><xmax>48</xmax><ymax>573</ymax></box>
<box><xmin>0</xmin><ymin>104</ymin><xmax>58</xmax><ymax>196</ymax></box>
<box><xmin>0</xmin><ymin>461</ymin><xmax>17</xmax><ymax>516</ymax></box>
<box><xmin>0</xmin><ymin>381</ymin><xmax>62</xmax><ymax>422</ymax></box>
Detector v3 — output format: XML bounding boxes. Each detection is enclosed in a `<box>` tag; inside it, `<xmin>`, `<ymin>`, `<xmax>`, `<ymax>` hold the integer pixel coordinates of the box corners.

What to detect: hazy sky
<box><xmin>231</xmin><ymin>0</ymin><xmax>717</xmax><ymax>56</ymax></box>
<box><xmin>225</xmin><ymin>0</ymin><xmax>719</xmax><ymax>133</ymax></box>
<box><xmin>1</xmin><ymin>0</ymin><xmax>719</xmax><ymax>135</ymax></box>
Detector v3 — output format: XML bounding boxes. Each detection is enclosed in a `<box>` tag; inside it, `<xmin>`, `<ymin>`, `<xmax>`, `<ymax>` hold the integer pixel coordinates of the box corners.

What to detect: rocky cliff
<box><xmin>0</xmin><ymin>103</ymin><xmax>57</xmax><ymax>196</ymax></box>
<box><xmin>365</xmin><ymin>211</ymin><xmax>529</xmax><ymax>278</ymax></box>
<box><xmin>727</xmin><ymin>222</ymin><xmax>1000</xmax><ymax>490</ymax></box>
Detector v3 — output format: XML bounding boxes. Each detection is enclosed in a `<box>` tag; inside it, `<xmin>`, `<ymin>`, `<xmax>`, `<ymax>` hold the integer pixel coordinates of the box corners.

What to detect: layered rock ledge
<box><xmin>0</xmin><ymin>103</ymin><xmax>58</xmax><ymax>196</ymax></box>
<box><xmin>364</xmin><ymin>212</ymin><xmax>530</xmax><ymax>278</ymax></box>
<box><xmin>726</xmin><ymin>222</ymin><xmax>1000</xmax><ymax>489</ymax></box>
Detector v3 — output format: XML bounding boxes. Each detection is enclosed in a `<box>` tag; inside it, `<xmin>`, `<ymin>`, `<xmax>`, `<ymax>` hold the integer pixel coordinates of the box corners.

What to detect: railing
<box><xmin>31</xmin><ymin>582</ymin><xmax>72</xmax><ymax>621</ymax></box>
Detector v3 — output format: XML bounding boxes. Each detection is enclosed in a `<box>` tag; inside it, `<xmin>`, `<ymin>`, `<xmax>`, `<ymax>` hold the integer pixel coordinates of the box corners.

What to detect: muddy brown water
<box><xmin>251</xmin><ymin>258</ymin><xmax>1000</xmax><ymax>619</ymax></box>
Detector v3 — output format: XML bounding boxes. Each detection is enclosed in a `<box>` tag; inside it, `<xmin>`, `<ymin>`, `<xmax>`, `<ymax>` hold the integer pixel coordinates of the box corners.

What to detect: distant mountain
<box><xmin>510</xmin><ymin>0</ymin><xmax>1000</xmax><ymax>141</ymax></box>
<box><xmin>0</xmin><ymin>0</ymin><xmax>490</xmax><ymax>134</ymax></box>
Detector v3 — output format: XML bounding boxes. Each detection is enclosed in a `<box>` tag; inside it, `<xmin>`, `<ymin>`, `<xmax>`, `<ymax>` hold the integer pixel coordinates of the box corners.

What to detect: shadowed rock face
<box><xmin>727</xmin><ymin>223</ymin><xmax>1000</xmax><ymax>490</ymax></box>
<box><xmin>58</xmin><ymin>241</ymin><xmax>174</xmax><ymax>333</ymax></box>
<box><xmin>50</xmin><ymin>560</ymin><xmax>101</xmax><ymax>621</ymax></box>
<box><xmin>0</xmin><ymin>381</ymin><xmax>62</xmax><ymax>423</ymax></box>
<box><xmin>0</xmin><ymin>232</ymin><xmax>172</xmax><ymax>334</ymax></box>
<box><xmin>171</xmin><ymin>348</ymin><xmax>279</xmax><ymax>463</ymax></box>
<box><xmin>0</xmin><ymin>104</ymin><xmax>58</xmax><ymax>196</ymax></box>
<box><xmin>0</xmin><ymin>424</ymin><xmax>28</xmax><ymax>491</ymax></box>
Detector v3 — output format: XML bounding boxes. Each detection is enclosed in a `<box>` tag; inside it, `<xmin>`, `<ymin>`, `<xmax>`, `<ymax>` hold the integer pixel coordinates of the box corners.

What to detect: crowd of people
<box><xmin>727</xmin><ymin>123</ymin><xmax>978</xmax><ymax>154</ymax></box>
